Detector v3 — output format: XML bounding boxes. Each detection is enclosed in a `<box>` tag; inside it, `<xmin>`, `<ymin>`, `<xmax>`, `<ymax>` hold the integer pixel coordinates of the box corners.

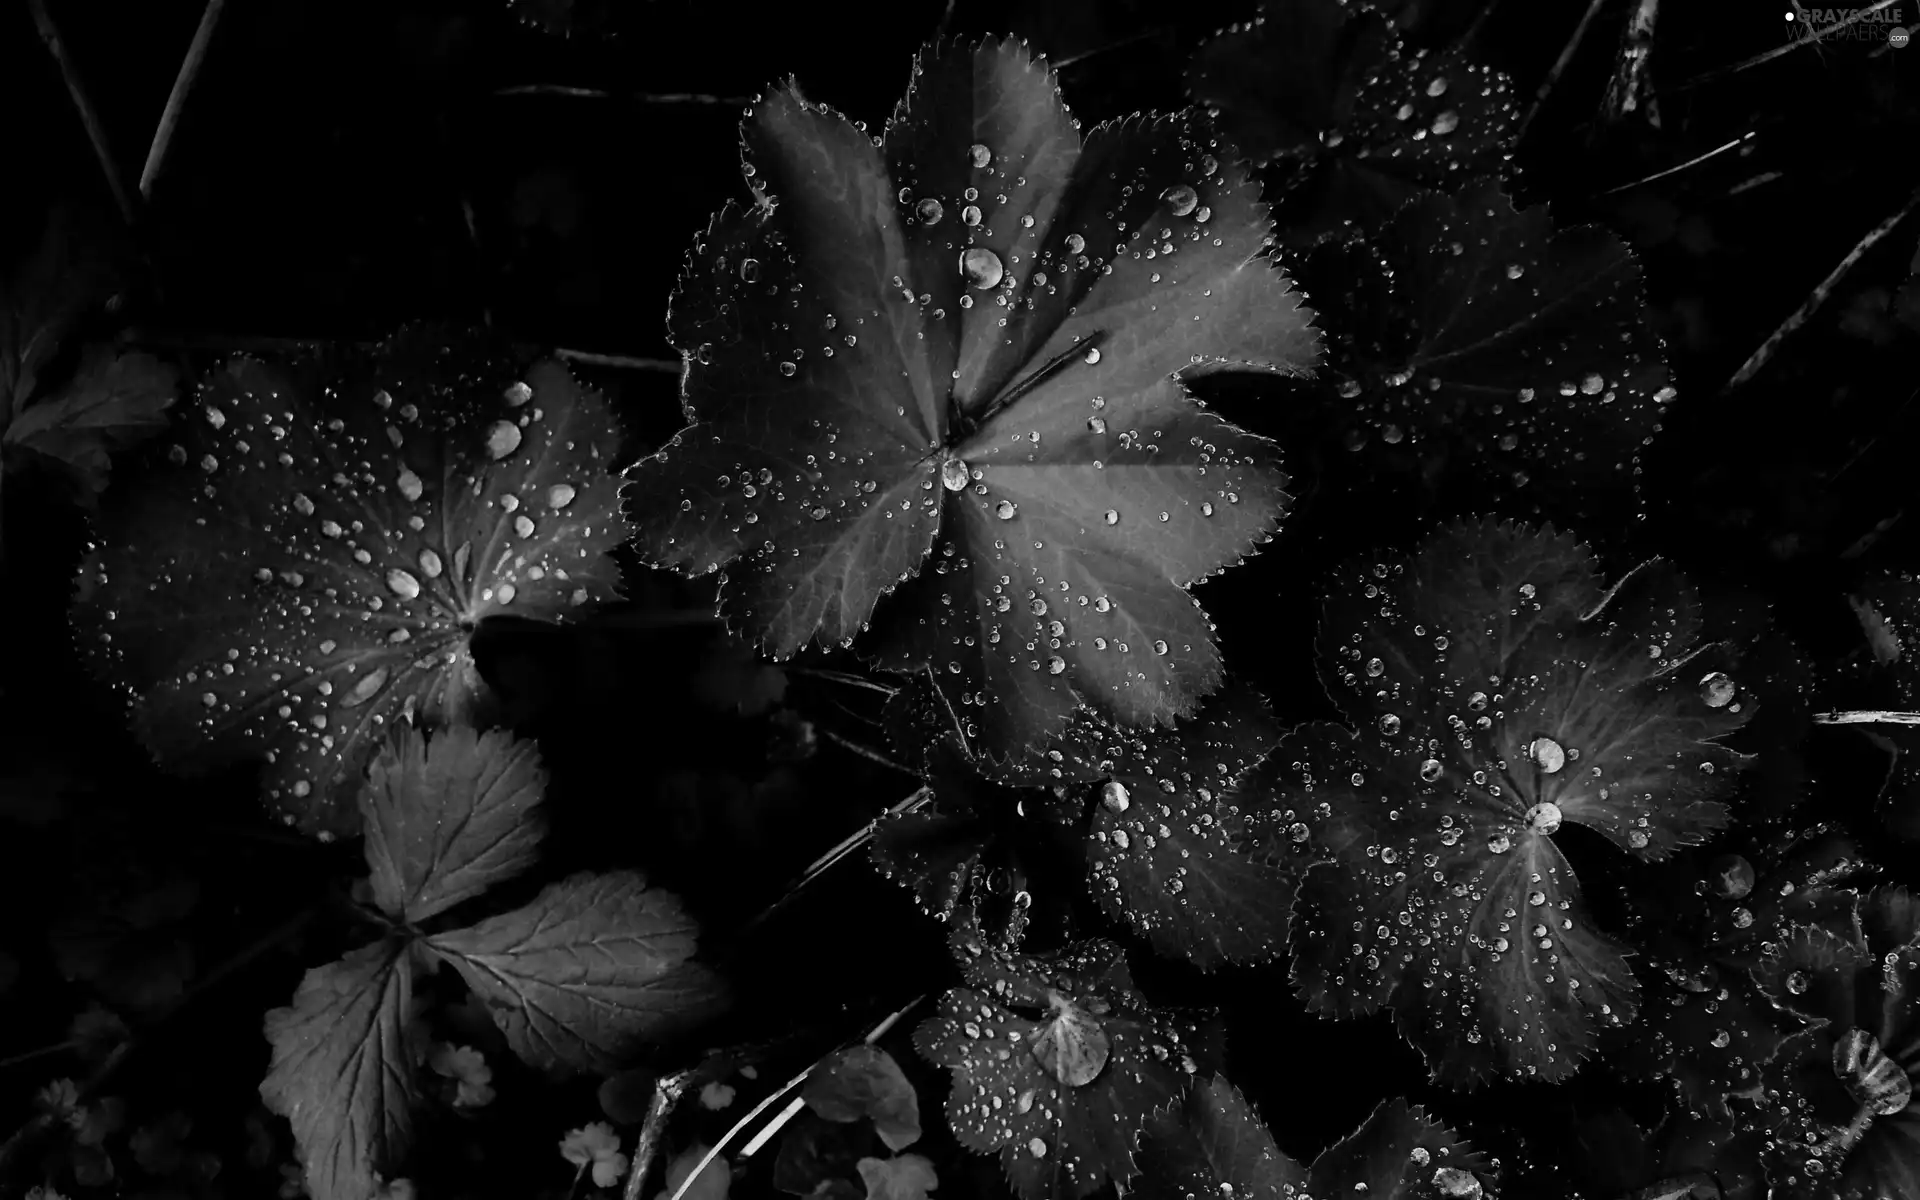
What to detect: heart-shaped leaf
<box><xmin>914</xmin><ymin>937</ymin><xmax>1218</xmax><ymax>1199</ymax></box>
<box><xmin>1264</xmin><ymin>519</ymin><xmax>1752</xmax><ymax>1085</ymax></box>
<box><xmin>805</xmin><ymin>1045</ymin><xmax>923</xmax><ymax>1152</ymax></box>
<box><xmin>1306</xmin><ymin>1097</ymin><xmax>1497</xmax><ymax>1199</ymax></box>
<box><xmin>1188</xmin><ymin>0</ymin><xmax>1516</xmax><ymax>243</ymax></box>
<box><xmin>72</xmin><ymin>331</ymin><xmax>627</xmax><ymax>836</ymax></box>
<box><xmin>359</xmin><ymin>724</ymin><xmax>547</xmax><ymax>924</ymax></box>
<box><xmin>625</xmin><ymin>38</ymin><xmax>1318</xmax><ymax>758</ymax></box>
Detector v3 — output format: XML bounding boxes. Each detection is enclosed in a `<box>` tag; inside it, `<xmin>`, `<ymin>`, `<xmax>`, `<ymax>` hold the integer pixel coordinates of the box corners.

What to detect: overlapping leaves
<box><xmin>1276</xmin><ymin>179</ymin><xmax>1674</xmax><ymax>531</ymax></box>
<box><xmin>262</xmin><ymin>725</ymin><xmax>722</xmax><ymax>1200</ymax></box>
<box><xmin>1741</xmin><ymin>887</ymin><xmax>1920</xmax><ymax>1199</ymax></box>
<box><xmin>1137</xmin><ymin>1076</ymin><xmax>1498</xmax><ymax>1200</ymax></box>
<box><xmin>1188</xmin><ymin>0</ymin><xmax>1516</xmax><ymax>244</ymax></box>
<box><xmin>72</xmin><ymin>330</ymin><xmax>626</xmax><ymax>835</ymax></box>
<box><xmin>626</xmin><ymin>37</ymin><xmax>1319</xmax><ymax>757</ymax></box>
<box><xmin>913</xmin><ymin>936</ymin><xmax>1218</xmax><ymax>1200</ymax></box>
<box><xmin>1265</xmin><ymin>519</ymin><xmax>1753</xmax><ymax>1085</ymax></box>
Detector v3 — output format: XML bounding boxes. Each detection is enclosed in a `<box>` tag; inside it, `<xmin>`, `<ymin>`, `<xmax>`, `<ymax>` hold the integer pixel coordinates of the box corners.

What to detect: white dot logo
<box><xmin>1892</xmin><ymin>25</ymin><xmax>1912</xmax><ymax>47</ymax></box>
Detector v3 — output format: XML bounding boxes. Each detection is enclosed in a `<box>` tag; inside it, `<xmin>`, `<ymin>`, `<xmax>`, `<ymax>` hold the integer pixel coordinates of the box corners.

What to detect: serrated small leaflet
<box><xmin>72</xmin><ymin>331</ymin><xmax>626</xmax><ymax>837</ymax></box>
<box><xmin>1135</xmin><ymin>1075</ymin><xmax>1310</xmax><ymax>1200</ymax></box>
<box><xmin>914</xmin><ymin>937</ymin><xmax>1217</xmax><ymax>1200</ymax></box>
<box><xmin>858</xmin><ymin>1153</ymin><xmax>939</xmax><ymax>1200</ymax></box>
<box><xmin>1268</xmin><ymin>520</ymin><xmax>1751</xmax><ymax>1085</ymax></box>
<box><xmin>1188</xmin><ymin>0</ymin><xmax>1516</xmax><ymax>243</ymax></box>
<box><xmin>426</xmin><ymin>869</ymin><xmax>723</xmax><ymax>1074</ymax></box>
<box><xmin>1288</xmin><ymin>180</ymin><xmax>1671</xmax><ymax>529</ymax></box>
<box><xmin>1744</xmin><ymin>888</ymin><xmax>1920</xmax><ymax>1199</ymax></box>
<box><xmin>0</xmin><ymin>210</ymin><xmax>121</xmax><ymax>415</ymax></box>
<box><xmin>359</xmin><ymin>724</ymin><xmax>546</xmax><ymax>924</ymax></box>
<box><xmin>260</xmin><ymin>938</ymin><xmax>419</xmax><ymax>1200</ymax></box>
<box><xmin>1306</xmin><ymin>1098</ymin><xmax>1495</xmax><ymax>1199</ymax></box>
<box><xmin>625</xmin><ymin>38</ymin><xmax>1317</xmax><ymax>757</ymax></box>
<box><xmin>804</xmin><ymin>1045</ymin><xmax>923</xmax><ymax>1152</ymax></box>
<box><xmin>3</xmin><ymin>347</ymin><xmax>175</xmax><ymax>498</ymax></box>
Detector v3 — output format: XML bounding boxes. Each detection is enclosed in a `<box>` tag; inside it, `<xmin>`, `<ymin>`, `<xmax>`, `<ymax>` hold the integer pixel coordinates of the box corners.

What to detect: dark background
<box><xmin>1</xmin><ymin>1</ymin><xmax>1917</xmax><ymax>1198</ymax></box>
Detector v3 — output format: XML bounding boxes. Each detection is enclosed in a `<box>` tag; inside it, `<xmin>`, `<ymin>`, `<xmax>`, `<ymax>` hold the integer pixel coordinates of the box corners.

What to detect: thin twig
<box><xmin>1595</xmin><ymin>131</ymin><xmax>1755</xmax><ymax>196</ymax></box>
<box><xmin>0</xmin><ymin>1040</ymin><xmax>81</xmax><ymax>1072</ymax></box>
<box><xmin>741</xmin><ymin>786</ymin><xmax>934</xmax><ymax>935</ymax></box>
<box><xmin>1667</xmin><ymin>0</ymin><xmax>1903</xmax><ymax>92</ymax></box>
<box><xmin>817</xmin><ymin>727</ymin><xmax>914</xmax><ymax>775</ymax></box>
<box><xmin>1598</xmin><ymin>0</ymin><xmax>1663</xmax><ymax>128</ymax></box>
<box><xmin>1516</xmin><ymin>0</ymin><xmax>1608</xmax><ymax>143</ymax></box>
<box><xmin>619</xmin><ymin>1068</ymin><xmax>697</xmax><ymax>1200</ymax></box>
<box><xmin>141</xmin><ymin>0</ymin><xmax>227</xmax><ymax>199</ymax></box>
<box><xmin>1723</xmin><ymin>185</ymin><xmax>1920</xmax><ymax>392</ymax></box>
<box><xmin>1052</xmin><ymin>26</ymin><xmax>1172</xmax><ymax>70</ymax></box>
<box><xmin>1814</xmin><ymin>711</ymin><xmax>1920</xmax><ymax>726</ymax></box>
<box><xmin>554</xmin><ymin>348</ymin><xmax>681</xmax><ymax>373</ymax></box>
<box><xmin>27</xmin><ymin>0</ymin><xmax>137</xmax><ymax>227</ymax></box>
<box><xmin>495</xmin><ymin>85</ymin><xmax>754</xmax><ymax>107</ymax></box>
<box><xmin>785</xmin><ymin>667</ymin><xmax>900</xmax><ymax>697</ymax></box>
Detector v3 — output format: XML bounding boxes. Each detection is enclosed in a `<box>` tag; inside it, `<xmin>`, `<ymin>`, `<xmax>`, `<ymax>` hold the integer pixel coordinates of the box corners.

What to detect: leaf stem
<box><xmin>816</xmin><ymin>727</ymin><xmax>914</xmax><ymax>775</ymax></box>
<box><xmin>784</xmin><ymin>667</ymin><xmax>900</xmax><ymax>696</ymax></box>
<box><xmin>739</xmin><ymin>786</ymin><xmax>934</xmax><ymax>935</ymax></box>
<box><xmin>554</xmin><ymin>348</ymin><xmax>681</xmax><ymax>373</ymax></box>
<box><xmin>969</xmin><ymin>330</ymin><xmax>1105</xmax><ymax>433</ymax></box>
<box><xmin>495</xmin><ymin>85</ymin><xmax>754</xmax><ymax>106</ymax></box>
<box><xmin>0</xmin><ymin>1039</ymin><xmax>82</xmax><ymax>1072</ymax></box>
<box><xmin>27</xmin><ymin>0</ymin><xmax>137</xmax><ymax>228</ymax></box>
<box><xmin>1813</xmin><ymin>710</ymin><xmax>1920</xmax><ymax>726</ymax></box>
<box><xmin>1594</xmin><ymin>131</ymin><xmax>1755</xmax><ymax>197</ymax></box>
<box><xmin>1598</xmin><ymin>0</ymin><xmax>1662</xmax><ymax>128</ymax></box>
<box><xmin>1723</xmin><ymin>184</ymin><xmax>1920</xmax><ymax>392</ymax></box>
<box><xmin>1516</xmin><ymin>0</ymin><xmax>1608</xmax><ymax>143</ymax></box>
<box><xmin>140</xmin><ymin>0</ymin><xmax>227</xmax><ymax>200</ymax></box>
<box><xmin>618</xmin><ymin>1068</ymin><xmax>695</xmax><ymax>1200</ymax></box>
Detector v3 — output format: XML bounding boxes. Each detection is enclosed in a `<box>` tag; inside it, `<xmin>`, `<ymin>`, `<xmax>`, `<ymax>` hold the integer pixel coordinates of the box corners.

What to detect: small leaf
<box><xmin>1189</xmin><ymin>0</ymin><xmax>1517</xmax><ymax>243</ymax></box>
<box><xmin>0</xmin><ymin>210</ymin><xmax>121</xmax><ymax>415</ymax></box>
<box><xmin>3</xmin><ymin>348</ymin><xmax>175</xmax><ymax>497</ymax></box>
<box><xmin>914</xmin><ymin>937</ymin><xmax>1218</xmax><ymax>1200</ymax></box>
<box><xmin>626</xmin><ymin>38</ymin><xmax>1317</xmax><ymax>756</ymax></box>
<box><xmin>1267</xmin><ymin>519</ymin><xmax>1751</xmax><ymax>1085</ymax></box>
<box><xmin>858</xmin><ymin>1154</ymin><xmax>938</xmax><ymax>1200</ymax></box>
<box><xmin>1135</xmin><ymin>1075</ymin><xmax>1309</xmax><ymax>1200</ymax></box>
<box><xmin>360</xmin><ymin>724</ymin><xmax>547</xmax><ymax>923</ymax></box>
<box><xmin>73</xmin><ymin>330</ymin><xmax>627</xmax><ymax>836</ymax></box>
<box><xmin>260</xmin><ymin>939</ymin><xmax>420</xmax><ymax>1200</ymax></box>
<box><xmin>659</xmin><ymin>1143</ymin><xmax>728</xmax><ymax>1200</ymax></box>
<box><xmin>804</xmin><ymin>1046</ymin><xmax>922</xmax><ymax>1152</ymax></box>
<box><xmin>426</xmin><ymin>870</ymin><xmax>724</xmax><ymax>1074</ymax></box>
<box><xmin>1306</xmin><ymin>1098</ymin><xmax>1496</xmax><ymax>1199</ymax></box>
<box><xmin>1285</xmin><ymin>180</ymin><xmax>1673</xmax><ymax>529</ymax></box>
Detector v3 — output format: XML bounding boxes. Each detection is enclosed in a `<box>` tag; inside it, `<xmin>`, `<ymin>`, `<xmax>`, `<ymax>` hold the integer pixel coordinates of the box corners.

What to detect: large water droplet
<box><xmin>1047</xmin><ymin>656</ymin><xmax>1066</xmax><ymax>674</ymax></box>
<box><xmin>337</xmin><ymin>666</ymin><xmax>391</xmax><ymax>710</ymax></box>
<box><xmin>1102</xmin><ymin>781</ymin><xmax>1130</xmax><ymax>813</ymax></box>
<box><xmin>1699</xmin><ymin>671</ymin><xmax>1737</xmax><ymax>708</ymax></box>
<box><xmin>418</xmin><ymin>548</ymin><xmax>443</xmax><ymax>578</ymax></box>
<box><xmin>941</xmin><ymin>458</ymin><xmax>970</xmax><ymax>492</ymax></box>
<box><xmin>1528</xmin><ymin>736</ymin><xmax>1566</xmax><ymax>773</ymax></box>
<box><xmin>547</xmin><ymin>483</ymin><xmax>576</xmax><ymax>509</ymax></box>
<box><xmin>386</xmin><ymin>569</ymin><xmax>421</xmax><ymax>600</ymax></box>
<box><xmin>504</xmin><ymin>381</ymin><xmax>533</xmax><ymax>407</ymax></box>
<box><xmin>1378</xmin><ymin>713</ymin><xmax>1401</xmax><ymax>735</ymax></box>
<box><xmin>1065</xmin><ymin>233</ymin><xmax>1085</xmax><ymax>255</ymax></box>
<box><xmin>1709</xmin><ymin>853</ymin><xmax>1755</xmax><ymax>900</ymax></box>
<box><xmin>916</xmin><ymin>198</ymin><xmax>944</xmax><ymax>225</ymax></box>
<box><xmin>970</xmin><ymin>143</ymin><xmax>992</xmax><ymax>168</ymax></box>
<box><xmin>961</xmin><ymin>247</ymin><xmax>1004</xmax><ymax>289</ymax></box>
<box><xmin>996</xmin><ymin>500</ymin><xmax>1017</xmax><ymax>520</ymax></box>
<box><xmin>1419</xmin><ymin>758</ymin><xmax>1443</xmax><ymax>783</ymax></box>
<box><xmin>396</xmin><ymin>468</ymin><xmax>423</xmax><ymax>502</ymax></box>
<box><xmin>486</xmin><ymin>421</ymin><xmax>522</xmax><ymax>460</ymax></box>
<box><xmin>1162</xmin><ymin>185</ymin><xmax>1198</xmax><ymax>216</ymax></box>
<box><xmin>1525</xmin><ymin>801</ymin><xmax>1563</xmax><ymax>835</ymax></box>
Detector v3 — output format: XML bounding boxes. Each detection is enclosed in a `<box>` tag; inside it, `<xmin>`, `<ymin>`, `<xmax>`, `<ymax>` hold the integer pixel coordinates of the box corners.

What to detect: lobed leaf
<box><xmin>913</xmin><ymin>937</ymin><xmax>1218</xmax><ymax>1200</ymax></box>
<box><xmin>858</xmin><ymin>1154</ymin><xmax>939</xmax><ymax>1200</ymax></box>
<box><xmin>625</xmin><ymin>38</ymin><xmax>1317</xmax><ymax>756</ymax></box>
<box><xmin>359</xmin><ymin>724</ymin><xmax>547</xmax><ymax>924</ymax></box>
<box><xmin>1267</xmin><ymin>519</ymin><xmax>1751</xmax><ymax>1085</ymax></box>
<box><xmin>1135</xmin><ymin>1075</ymin><xmax>1309</xmax><ymax>1200</ymax></box>
<box><xmin>260</xmin><ymin>939</ymin><xmax>420</xmax><ymax>1200</ymax></box>
<box><xmin>805</xmin><ymin>1045</ymin><xmax>923</xmax><ymax>1152</ymax></box>
<box><xmin>3</xmin><ymin>348</ymin><xmax>176</xmax><ymax>498</ymax></box>
<box><xmin>72</xmin><ymin>331</ymin><xmax>627</xmax><ymax>836</ymax></box>
<box><xmin>1306</xmin><ymin>1098</ymin><xmax>1496</xmax><ymax>1199</ymax></box>
<box><xmin>426</xmin><ymin>870</ymin><xmax>724</xmax><ymax>1074</ymax></box>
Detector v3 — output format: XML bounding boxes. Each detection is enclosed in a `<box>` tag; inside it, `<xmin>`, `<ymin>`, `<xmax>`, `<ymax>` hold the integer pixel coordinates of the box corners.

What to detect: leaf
<box><xmin>858</xmin><ymin>1155</ymin><xmax>939</xmax><ymax>1200</ymax></box>
<box><xmin>1072</xmin><ymin>682</ymin><xmax>1297</xmax><ymax>968</ymax></box>
<box><xmin>72</xmin><ymin>330</ymin><xmax>627</xmax><ymax>836</ymax></box>
<box><xmin>426</xmin><ymin>870</ymin><xmax>724</xmax><ymax>1074</ymax></box>
<box><xmin>1306</xmin><ymin>1098</ymin><xmax>1496</xmax><ymax>1199</ymax></box>
<box><xmin>913</xmin><ymin>937</ymin><xmax>1219</xmax><ymax>1200</ymax></box>
<box><xmin>1267</xmin><ymin>519</ymin><xmax>1752</xmax><ymax>1085</ymax></box>
<box><xmin>1741</xmin><ymin>887</ymin><xmax>1920</xmax><ymax>1199</ymax></box>
<box><xmin>660</xmin><ymin>1143</ymin><xmax>729</xmax><ymax>1200</ymax></box>
<box><xmin>3</xmin><ymin>348</ymin><xmax>176</xmax><ymax>497</ymax></box>
<box><xmin>1135</xmin><ymin>1075</ymin><xmax>1309</xmax><ymax>1200</ymax></box>
<box><xmin>804</xmin><ymin>1046</ymin><xmax>923</xmax><ymax>1152</ymax></box>
<box><xmin>1280</xmin><ymin>180</ymin><xmax>1673</xmax><ymax>530</ymax></box>
<box><xmin>625</xmin><ymin>38</ymin><xmax>1318</xmax><ymax>757</ymax></box>
<box><xmin>359</xmin><ymin>724</ymin><xmax>547</xmax><ymax>924</ymax></box>
<box><xmin>1188</xmin><ymin>0</ymin><xmax>1516</xmax><ymax>243</ymax></box>
<box><xmin>260</xmin><ymin>939</ymin><xmax>420</xmax><ymax>1200</ymax></box>
<box><xmin>0</xmin><ymin>210</ymin><xmax>121</xmax><ymax>416</ymax></box>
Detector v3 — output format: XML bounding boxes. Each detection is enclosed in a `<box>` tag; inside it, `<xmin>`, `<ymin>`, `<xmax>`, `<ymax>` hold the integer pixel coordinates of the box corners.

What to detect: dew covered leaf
<box><xmin>425</xmin><ymin>870</ymin><xmax>723</xmax><ymax>1074</ymax></box>
<box><xmin>1135</xmin><ymin>1075</ymin><xmax>1309</xmax><ymax>1199</ymax></box>
<box><xmin>858</xmin><ymin>1154</ymin><xmax>939</xmax><ymax>1200</ymax></box>
<box><xmin>1743</xmin><ymin>887</ymin><xmax>1920</xmax><ymax>1199</ymax></box>
<box><xmin>1188</xmin><ymin>0</ymin><xmax>1516</xmax><ymax>244</ymax></box>
<box><xmin>624</xmin><ymin>38</ymin><xmax>1317</xmax><ymax>758</ymax></box>
<box><xmin>260</xmin><ymin>938</ymin><xmax>420</xmax><ymax>1200</ymax></box>
<box><xmin>1306</xmin><ymin>1097</ymin><xmax>1497</xmax><ymax>1199</ymax></box>
<box><xmin>1268</xmin><ymin>519</ymin><xmax>1752</xmax><ymax>1085</ymax></box>
<box><xmin>3</xmin><ymin>347</ymin><xmax>176</xmax><ymax>498</ymax></box>
<box><xmin>913</xmin><ymin>937</ymin><xmax>1219</xmax><ymax>1200</ymax></box>
<box><xmin>805</xmin><ymin>1045</ymin><xmax>923</xmax><ymax>1152</ymax></box>
<box><xmin>1279</xmin><ymin>180</ymin><xmax>1672</xmax><ymax>530</ymax></box>
<box><xmin>359</xmin><ymin>724</ymin><xmax>547</xmax><ymax>924</ymax></box>
<box><xmin>73</xmin><ymin>331</ymin><xmax>626</xmax><ymax>837</ymax></box>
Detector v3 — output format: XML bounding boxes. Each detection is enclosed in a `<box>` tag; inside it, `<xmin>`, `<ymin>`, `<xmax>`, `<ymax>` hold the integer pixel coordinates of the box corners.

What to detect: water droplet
<box><xmin>1378</xmin><ymin>713</ymin><xmax>1401</xmax><ymax>736</ymax></box>
<box><xmin>1487</xmin><ymin>833</ymin><xmax>1512</xmax><ymax>855</ymax></box>
<box><xmin>504</xmin><ymin>381</ymin><xmax>533</xmax><ymax>407</ymax></box>
<box><xmin>1628</xmin><ymin>829</ymin><xmax>1650</xmax><ymax>849</ymax></box>
<box><xmin>1103</xmin><ymin>509</ymin><xmax>1118</xmax><ymax>525</ymax></box>
<box><xmin>1711</xmin><ymin>854</ymin><xmax>1756</xmax><ymax>901</ymax></box>
<box><xmin>1028</xmin><ymin>1139</ymin><xmax>1047</xmax><ymax>1159</ymax></box>
<box><xmin>514</xmin><ymin>514</ymin><xmax>536</xmax><ymax>538</ymax></box>
<box><xmin>961</xmin><ymin>247</ymin><xmax>1004</xmax><ymax>289</ymax></box>
<box><xmin>1065</xmin><ymin>233</ymin><xmax>1085</xmax><ymax>255</ymax></box>
<box><xmin>1786</xmin><ymin>970</ymin><xmax>1809</xmax><ymax>995</ymax></box>
<box><xmin>916</xmin><ymin>198</ymin><xmax>944</xmax><ymax>225</ymax></box>
<box><xmin>779</xmin><ymin>361</ymin><xmax>797</xmax><ymax>377</ymax></box>
<box><xmin>486</xmin><ymin>421</ymin><xmax>522</xmax><ymax>460</ymax></box>
<box><xmin>1162</xmin><ymin>184</ymin><xmax>1198</xmax><ymax>216</ymax></box>
<box><xmin>1699</xmin><ymin>671</ymin><xmax>1736</xmax><ymax>708</ymax></box>
<box><xmin>1084</xmin><ymin>347</ymin><xmax>1101</xmax><ymax>365</ymax></box>
<box><xmin>1468</xmin><ymin>691</ymin><xmax>1488</xmax><ymax>712</ymax></box>
<box><xmin>418</xmin><ymin>548</ymin><xmax>443</xmax><ymax>578</ymax></box>
<box><xmin>1048</xmin><ymin>656</ymin><xmax>1066</xmax><ymax>674</ymax></box>
<box><xmin>1426</xmin><ymin>76</ymin><xmax>1450</xmax><ymax>97</ymax></box>
<box><xmin>497</xmin><ymin>582</ymin><xmax>517</xmax><ymax>604</ymax></box>
<box><xmin>942</xmin><ymin>458</ymin><xmax>970</xmax><ymax>492</ymax></box>
<box><xmin>739</xmin><ymin>257</ymin><xmax>760</xmax><ymax>283</ymax></box>
<box><xmin>1525</xmin><ymin>801</ymin><xmax>1563</xmax><ymax>835</ymax></box>
<box><xmin>386</xmin><ymin>569</ymin><xmax>421</xmax><ymax>600</ymax></box>
<box><xmin>1419</xmin><ymin>758</ymin><xmax>1443</xmax><ymax>783</ymax></box>
<box><xmin>1102</xmin><ymin>781</ymin><xmax>1130</xmax><ymax>813</ymax></box>
<box><xmin>1288</xmin><ymin>822</ymin><xmax>1309</xmax><ymax>843</ymax></box>
<box><xmin>1528</xmin><ymin>736</ymin><xmax>1566</xmax><ymax>774</ymax></box>
<box><xmin>547</xmin><ymin>483</ymin><xmax>576</xmax><ymax>509</ymax></box>
<box><xmin>1152</xmin><ymin>640</ymin><xmax>1168</xmax><ymax>655</ymax></box>
<box><xmin>1087</xmin><ymin>416</ymin><xmax>1107</xmax><ymax>434</ymax></box>
<box><xmin>970</xmin><ymin>143</ymin><xmax>992</xmax><ymax>168</ymax></box>
<box><xmin>338</xmin><ymin>666</ymin><xmax>391</xmax><ymax>710</ymax></box>
<box><xmin>396</xmin><ymin>468</ymin><xmax>424</xmax><ymax>502</ymax></box>
<box><xmin>996</xmin><ymin>500</ymin><xmax>1017</xmax><ymax>520</ymax></box>
<box><xmin>1430</xmin><ymin>110</ymin><xmax>1460</xmax><ymax>135</ymax></box>
<box><xmin>1528</xmin><ymin>889</ymin><xmax>1547</xmax><ymax>906</ymax></box>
